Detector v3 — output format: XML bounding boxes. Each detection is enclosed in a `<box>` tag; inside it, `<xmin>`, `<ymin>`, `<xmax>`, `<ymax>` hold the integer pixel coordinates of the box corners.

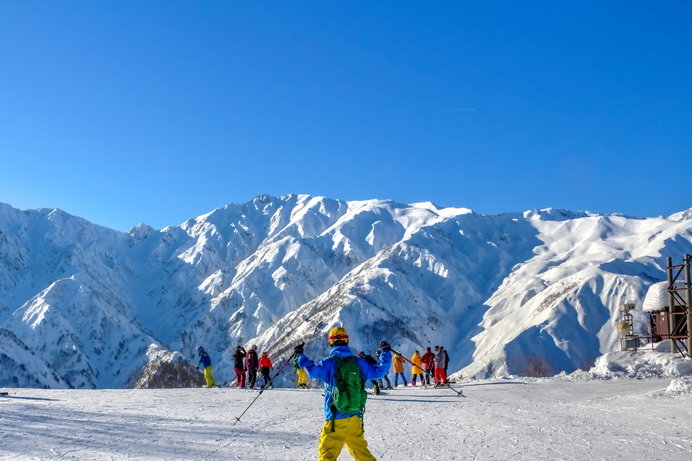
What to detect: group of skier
<box><xmin>196</xmin><ymin>344</ymin><xmax>274</xmax><ymax>389</ymax></box>
<box><xmin>230</xmin><ymin>344</ymin><xmax>274</xmax><ymax>389</ymax></box>
<box><xmin>410</xmin><ymin>345</ymin><xmax>451</xmax><ymax>387</ymax></box>
<box><xmin>355</xmin><ymin>345</ymin><xmax>450</xmax><ymax>395</ymax></box>
<box><xmin>197</xmin><ymin>341</ymin><xmax>451</xmax><ymax>392</ymax></box>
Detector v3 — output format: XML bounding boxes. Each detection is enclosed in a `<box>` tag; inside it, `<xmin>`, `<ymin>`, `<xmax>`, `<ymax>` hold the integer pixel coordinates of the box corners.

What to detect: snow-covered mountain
<box><xmin>0</xmin><ymin>195</ymin><xmax>690</xmax><ymax>388</ymax></box>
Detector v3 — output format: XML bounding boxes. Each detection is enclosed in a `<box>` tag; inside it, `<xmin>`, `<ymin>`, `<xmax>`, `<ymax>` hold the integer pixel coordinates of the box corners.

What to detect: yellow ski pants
<box><xmin>297</xmin><ymin>368</ymin><xmax>308</xmax><ymax>386</ymax></box>
<box><xmin>318</xmin><ymin>416</ymin><xmax>376</xmax><ymax>461</ymax></box>
<box><xmin>203</xmin><ymin>365</ymin><xmax>216</xmax><ymax>387</ymax></box>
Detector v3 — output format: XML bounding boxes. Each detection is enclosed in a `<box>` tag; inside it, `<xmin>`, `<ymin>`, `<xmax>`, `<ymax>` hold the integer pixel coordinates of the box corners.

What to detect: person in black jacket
<box><xmin>245</xmin><ymin>345</ymin><xmax>259</xmax><ymax>389</ymax></box>
<box><xmin>232</xmin><ymin>346</ymin><xmax>246</xmax><ymax>388</ymax></box>
<box><xmin>358</xmin><ymin>351</ymin><xmax>381</xmax><ymax>395</ymax></box>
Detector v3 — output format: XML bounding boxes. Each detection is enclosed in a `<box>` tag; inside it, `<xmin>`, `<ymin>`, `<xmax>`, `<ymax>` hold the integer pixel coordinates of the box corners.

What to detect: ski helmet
<box><xmin>328</xmin><ymin>327</ymin><xmax>349</xmax><ymax>346</ymax></box>
<box><xmin>196</xmin><ymin>346</ymin><xmax>204</xmax><ymax>354</ymax></box>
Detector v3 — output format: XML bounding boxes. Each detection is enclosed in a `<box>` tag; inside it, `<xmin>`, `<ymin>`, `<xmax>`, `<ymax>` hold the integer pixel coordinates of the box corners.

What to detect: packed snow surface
<box><xmin>1</xmin><ymin>376</ymin><xmax>690</xmax><ymax>461</ymax></box>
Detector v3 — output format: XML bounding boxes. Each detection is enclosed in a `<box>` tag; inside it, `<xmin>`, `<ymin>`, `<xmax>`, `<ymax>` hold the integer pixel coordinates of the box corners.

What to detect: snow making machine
<box><xmin>617</xmin><ymin>302</ymin><xmax>641</xmax><ymax>351</ymax></box>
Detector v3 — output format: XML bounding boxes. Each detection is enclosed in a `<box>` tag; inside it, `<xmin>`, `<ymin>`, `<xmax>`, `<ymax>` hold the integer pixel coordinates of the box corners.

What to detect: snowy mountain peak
<box><xmin>523</xmin><ymin>208</ymin><xmax>593</xmax><ymax>221</ymax></box>
<box><xmin>669</xmin><ymin>207</ymin><xmax>692</xmax><ymax>221</ymax></box>
<box><xmin>128</xmin><ymin>223</ymin><xmax>156</xmax><ymax>239</ymax></box>
<box><xmin>409</xmin><ymin>200</ymin><xmax>473</xmax><ymax>217</ymax></box>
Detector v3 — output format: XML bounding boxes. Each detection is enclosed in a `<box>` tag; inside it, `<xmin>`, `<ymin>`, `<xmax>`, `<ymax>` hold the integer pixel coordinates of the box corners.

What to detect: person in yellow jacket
<box><xmin>392</xmin><ymin>353</ymin><xmax>407</xmax><ymax>387</ymax></box>
<box><xmin>410</xmin><ymin>350</ymin><xmax>426</xmax><ymax>386</ymax></box>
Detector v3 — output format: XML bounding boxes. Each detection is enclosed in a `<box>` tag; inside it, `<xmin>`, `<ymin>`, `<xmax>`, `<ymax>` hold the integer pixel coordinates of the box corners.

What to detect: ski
<box><xmin>436</xmin><ymin>382</ymin><xmax>465</xmax><ymax>396</ymax></box>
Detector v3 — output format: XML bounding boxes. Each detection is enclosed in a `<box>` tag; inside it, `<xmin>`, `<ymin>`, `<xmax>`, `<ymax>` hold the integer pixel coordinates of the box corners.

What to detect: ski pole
<box><xmin>389</xmin><ymin>347</ymin><xmax>464</xmax><ymax>397</ymax></box>
<box><xmin>232</xmin><ymin>352</ymin><xmax>297</xmax><ymax>425</ymax></box>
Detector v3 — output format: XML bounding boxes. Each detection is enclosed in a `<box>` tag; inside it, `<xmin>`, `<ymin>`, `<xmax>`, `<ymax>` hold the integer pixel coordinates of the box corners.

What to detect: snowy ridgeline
<box><xmin>1</xmin><ymin>353</ymin><xmax>692</xmax><ymax>461</ymax></box>
<box><xmin>0</xmin><ymin>196</ymin><xmax>691</xmax><ymax>389</ymax></box>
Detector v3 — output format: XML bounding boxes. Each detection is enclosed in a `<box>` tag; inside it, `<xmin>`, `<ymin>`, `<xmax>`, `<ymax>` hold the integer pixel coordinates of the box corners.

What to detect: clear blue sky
<box><xmin>1</xmin><ymin>1</ymin><xmax>690</xmax><ymax>231</ymax></box>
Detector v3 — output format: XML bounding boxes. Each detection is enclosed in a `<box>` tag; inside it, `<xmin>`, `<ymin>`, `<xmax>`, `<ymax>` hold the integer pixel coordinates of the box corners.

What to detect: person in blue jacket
<box><xmin>196</xmin><ymin>346</ymin><xmax>216</xmax><ymax>388</ymax></box>
<box><xmin>294</xmin><ymin>326</ymin><xmax>392</xmax><ymax>461</ymax></box>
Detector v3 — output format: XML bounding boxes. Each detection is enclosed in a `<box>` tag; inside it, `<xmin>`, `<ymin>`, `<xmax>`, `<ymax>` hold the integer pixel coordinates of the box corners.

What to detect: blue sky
<box><xmin>1</xmin><ymin>1</ymin><xmax>690</xmax><ymax>231</ymax></box>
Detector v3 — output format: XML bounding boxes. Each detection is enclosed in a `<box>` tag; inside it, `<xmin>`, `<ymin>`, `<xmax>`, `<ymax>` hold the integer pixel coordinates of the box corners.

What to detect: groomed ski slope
<box><xmin>1</xmin><ymin>377</ymin><xmax>691</xmax><ymax>460</ymax></box>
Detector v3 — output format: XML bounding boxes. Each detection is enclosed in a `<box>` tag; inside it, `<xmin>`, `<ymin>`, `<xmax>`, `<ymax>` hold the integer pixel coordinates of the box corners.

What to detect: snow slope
<box><xmin>0</xmin><ymin>196</ymin><xmax>691</xmax><ymax>388</ymax></box>
<box><xmin>1</xmin><ymin>373</ymin><xmax>691</xmax><ymax>460</ymax></box>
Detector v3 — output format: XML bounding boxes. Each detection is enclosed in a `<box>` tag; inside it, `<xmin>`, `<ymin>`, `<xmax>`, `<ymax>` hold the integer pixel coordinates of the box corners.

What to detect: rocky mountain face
<box><xmin>0</xmin><ymin>196</ymin><xmax>690</xmax><ymax>388</ymax></box>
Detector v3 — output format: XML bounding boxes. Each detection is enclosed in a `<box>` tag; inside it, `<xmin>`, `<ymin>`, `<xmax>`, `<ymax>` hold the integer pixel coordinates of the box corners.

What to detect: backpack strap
<box><xmin>328</xmin><ymin>355</ymin><xmax>338</xmax><ymax>432</ymax></box>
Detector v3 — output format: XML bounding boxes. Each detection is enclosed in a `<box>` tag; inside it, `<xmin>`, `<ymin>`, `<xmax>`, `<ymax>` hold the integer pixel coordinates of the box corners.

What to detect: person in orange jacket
<box><xmin>392</xmin><ymin>353</ymin><xmax>407</xmax><ymax>387</ymax></box>
<box><xmin>410</xmin><ymin>350</ymin><xmax>425</xmax><ymax>386</ymax></box>
<box><xmin>258</xmin><ymin>352</ymin><xmax>273</xmax><ymax>389</ymax></box>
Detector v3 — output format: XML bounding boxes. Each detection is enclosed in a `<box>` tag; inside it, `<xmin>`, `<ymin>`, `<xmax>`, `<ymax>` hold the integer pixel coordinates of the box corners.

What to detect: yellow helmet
<box><xmin>328</xmin><ymin>327</ymin><xmax>349</xmax><ymax>345</ymax></box>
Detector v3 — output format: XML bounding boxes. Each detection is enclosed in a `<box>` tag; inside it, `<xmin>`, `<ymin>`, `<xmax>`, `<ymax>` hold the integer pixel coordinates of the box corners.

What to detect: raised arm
<box><xmin>357</xmin><ymin>349</ymin><xmax>392</xmax><ymax>381</ymax></box>
<box><xmin>296</xmin><ymin>354</ymin><xmax>335</xmax><ymax>384</ymax></box>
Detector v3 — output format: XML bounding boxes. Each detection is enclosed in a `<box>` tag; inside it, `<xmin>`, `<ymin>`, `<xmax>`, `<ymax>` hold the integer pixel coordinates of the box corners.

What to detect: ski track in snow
<box><xmin>1</xmin><ymin>378</ymin><xmax>691</xmax><ymax>460</ymax></box>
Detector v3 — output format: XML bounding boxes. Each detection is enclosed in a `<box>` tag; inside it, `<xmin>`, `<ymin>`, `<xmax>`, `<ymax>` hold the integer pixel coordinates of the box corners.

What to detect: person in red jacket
<box><xmin>258</xmin><ymin>352</ymin><xmax>273</xmax><ymax>389</ymax></box>
<box><xmin>421</xmin><ymin>347</ymin><xmax>435</xmax><ymax>385</ymax></box>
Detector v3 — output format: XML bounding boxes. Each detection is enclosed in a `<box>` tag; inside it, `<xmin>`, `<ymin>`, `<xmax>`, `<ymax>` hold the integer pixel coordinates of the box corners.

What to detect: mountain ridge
<box><xmin>0</xmin><ymin>196</ymin><xmax>690</xmax><ymax>388</ymax></box>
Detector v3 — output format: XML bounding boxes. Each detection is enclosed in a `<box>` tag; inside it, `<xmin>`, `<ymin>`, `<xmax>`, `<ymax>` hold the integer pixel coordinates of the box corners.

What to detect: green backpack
<box><xmin>331</xmin><ymin>356</ymin><xmax>367</xmax><ymax>415</ymax></box>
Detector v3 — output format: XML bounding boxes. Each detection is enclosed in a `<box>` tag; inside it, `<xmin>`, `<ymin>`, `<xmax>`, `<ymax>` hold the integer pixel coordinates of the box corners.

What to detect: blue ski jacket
<box><xmin>296</xmin><ymin>345</ymin><xmax>392</xmax><ymax>421</ymax></box>
<box><xmin>198</xmin><ymin>351</ymin><xmax>212</xmax><ymax>368</ymax></box>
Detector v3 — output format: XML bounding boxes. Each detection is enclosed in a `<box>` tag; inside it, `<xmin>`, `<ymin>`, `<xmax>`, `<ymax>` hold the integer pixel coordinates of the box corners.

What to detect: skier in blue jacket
<box><xmin>294</xmin><ymin>326</ymin><xmax>392</xmax><ymax>461</ymax></box>
<box><xmin>196</xmin><ymin>346</ymin><xmax>215</xmax><ymax>388</ymax></box>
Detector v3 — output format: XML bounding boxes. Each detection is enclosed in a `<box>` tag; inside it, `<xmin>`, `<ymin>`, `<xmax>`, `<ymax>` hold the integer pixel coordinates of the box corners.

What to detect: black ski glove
<box><xmin>378</xmin><ymin>341</ymin><xmax>392</xmax><ymax>351</ymax></box>
<box><xmin>294</xmin><ymin>342</ymin><xmax>305</xmax><ymax>355</ymax></box>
